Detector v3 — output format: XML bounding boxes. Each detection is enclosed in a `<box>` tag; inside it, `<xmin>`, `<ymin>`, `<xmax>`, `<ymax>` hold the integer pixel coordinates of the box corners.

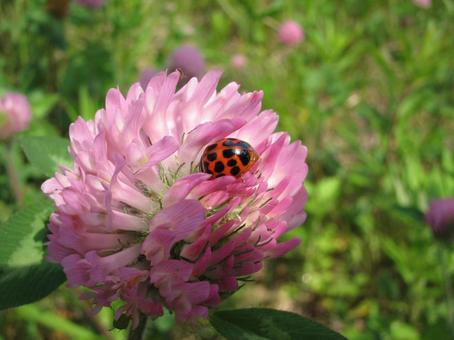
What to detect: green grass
<box><xmin>1</xmin><ymin>0</ymin><xmax>453</xmax><ymax>339</ymax></box>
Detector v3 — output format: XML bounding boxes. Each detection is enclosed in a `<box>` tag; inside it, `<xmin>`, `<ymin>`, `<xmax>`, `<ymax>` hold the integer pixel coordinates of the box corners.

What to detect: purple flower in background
<box><xmin>167</xmin><ymin>44</ymin><xmax>205</xmax><ymax>82</ymax></box>
<box><xmin>0</xmin><ymin>92</ymin><xmax>31</xmax><ymax>140</ymax></box>
<box><xmin>278</xmin><ymin>20</ymin><xmax>304</xmax><ymax>46</ymax></box>
<box><xmin>413</xmin><ymin>0</ymin><xmax>431</xmax><ymax>8</ymax></box>
<box><xmin>426</xmin><ymin>198</ymin><xmax>454</xmax><ymax>239</ymax></box>
<box><xmin>76</xmin><ymin>0</ymin><xmax>104</xmax><ymax>9</ymax></box>
<box><xmin>139</xmin><ymin>69</ymin><xmax>158</xmax><ymax>90</ymax></box>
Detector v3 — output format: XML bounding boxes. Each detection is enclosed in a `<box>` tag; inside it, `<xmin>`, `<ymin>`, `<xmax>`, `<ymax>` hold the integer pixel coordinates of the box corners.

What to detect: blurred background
<box><xmin>0</xmin><ymin>0</ymin><xmax>453</xmax><ymax>339</ymax></box>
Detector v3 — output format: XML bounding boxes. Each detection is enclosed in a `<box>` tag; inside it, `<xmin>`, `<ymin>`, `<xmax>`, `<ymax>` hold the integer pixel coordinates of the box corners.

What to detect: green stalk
<box><xmin>16</xmin><ymin>305</ymin><xmax>100</xmax><ymax>339</ymax></box>
<box><xmin>439</xmin><ymin>244</ymin><xmax>454</xmax><ymax>336</ymax></box>
<box><xmin>127</xmin><ymin>313</ymin><xmax>148</xmax><ymax>340</ymax></box>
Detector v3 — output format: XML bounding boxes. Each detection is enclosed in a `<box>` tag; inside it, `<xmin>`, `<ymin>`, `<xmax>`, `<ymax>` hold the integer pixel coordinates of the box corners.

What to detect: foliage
<box><xmin>0</xmin><ymin>195</ymin><xmax>65</xmax><ymax>311</ymax></box>
<box><xmin>0</xmin><ymin>0</ymin><xmax>453</xmax><ymax>339</ymax></box>
<box><xmin>210</xmin><ymin>308</ymin><xmax>346</xmax><ymax>339</ymax></box>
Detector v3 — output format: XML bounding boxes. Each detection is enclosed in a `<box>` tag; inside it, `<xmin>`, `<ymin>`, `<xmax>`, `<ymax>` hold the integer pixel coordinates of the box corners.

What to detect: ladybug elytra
<box><xmin>200</xmin><ymin>138</ymin><xmax>259</xmax><ymax>178</ymax></box>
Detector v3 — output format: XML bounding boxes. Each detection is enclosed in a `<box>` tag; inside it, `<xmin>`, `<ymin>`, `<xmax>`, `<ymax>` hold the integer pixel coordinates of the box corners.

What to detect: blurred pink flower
<box><xmin>76</xmin><ymin>0</ymin><xmax>104</xmax><ymax>9</ymax></box>
<box><xmin>278</xmin><ymin>20</ymin><xmax>304</xmax><ymax>46</ymax></box>
<box><xmin>139</xmin><ymin>68</ymin><xmax>158</xmax><ymax>90</ymax></box>
<box><xmin>0</xmin><ymin>92</ymin><xmax>31</xmax><ymax>140</ymax></box>
<box><xmin>426</xmin><ymin>198</ymin><xmax>454</xmax><ymax>239</ymax></box>
<box><xmin>43</xmin><ymin>71</ymin><xmax>308</xmax><ymax>324</ymax></box>
<box><xmin>413</xmin><ymin>0</ymin><xmax>431</xmax><ymax>8</ymax></box>
<box><xmin>231</xmin><ymin>54</ymin><xmax>247</xmax><ymax>69</ymax></box>
<box><xmin>167</xmin><ymin>44</ymin><xmax>205</xmax><ymax>82</ymax></box>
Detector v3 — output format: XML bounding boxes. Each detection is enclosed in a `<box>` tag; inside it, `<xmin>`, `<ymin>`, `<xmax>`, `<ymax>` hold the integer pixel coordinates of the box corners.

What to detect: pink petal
<box><xmin>163</xmin><ymin>173</ymin><xmax>211</xmax><ymax>207</ymax></box>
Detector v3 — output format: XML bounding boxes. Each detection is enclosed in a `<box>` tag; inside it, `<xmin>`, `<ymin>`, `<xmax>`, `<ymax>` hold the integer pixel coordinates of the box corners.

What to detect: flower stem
<box><xmin>439</xmin><ymin>244</ymin><xmax>454</xmax><ymax>336</ymax></box>
<box><xmin>142</xmin><ymin>316</ymin><xmax>154</xmax><ymax>339</ymax></box>
<box><xmin>3</xmin><ymin>141</ymin><xmax>24</xmax><ymax>206</ymax></box>
<box><xmin>81</xmin><ymin>305</ymin><xmax>114</xmax><ymax>339</ymax></box>
<box><xmin>127</xmin><ymin>313</ymin><xmax>148</xmax><ymax>340</ymax></box>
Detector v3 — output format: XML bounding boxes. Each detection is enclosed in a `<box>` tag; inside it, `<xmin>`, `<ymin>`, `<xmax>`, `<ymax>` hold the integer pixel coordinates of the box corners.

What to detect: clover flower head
<box><xmin>413</xmin><ymin>0</ymin><xmax>431</xmax><ymax>9</ymax></box>
<box><xmin>278</xmin><ymin>20</ymin><xmax>304</xmax><ymax>46</ymax></box>
<box><xmin>43</xmin><ymin>71</ymin><xmax>308</xmax><ymax>324</ymax></box>
<box><xmin>0</xmin><ymin>92</ymin><xmax>31</xmax><ymax>140</ymax></box>
<box><xmin>231</xmin><ymin>54</ymin><xmax>247</xmax><ymax>69</ymax></box>
<box><xmin>426</xmin><ymin>198</ymin><xmax>454</xmax><ymax>239</ymax></box>
<box><xmin>168</xmin><ymin>44</ymin><xmax>205</xmax><ymax>82</ymax></box>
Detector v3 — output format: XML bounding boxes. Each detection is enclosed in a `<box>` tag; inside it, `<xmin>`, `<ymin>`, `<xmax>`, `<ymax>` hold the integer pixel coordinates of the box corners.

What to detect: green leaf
<box><xmin>19</xmin><ymin>135</ymin><xmax>71</xmax><ymax>176</ymax></box>
<box><xmin>28</xmin><ymin>91</ymin><xmax>59</xmax><ymax>119</ymax></box>
<box><xmin>390</xmin><ymin>320</ymin><xmax>420</xmax><ymax>340</ymax></box>
<box><xmin>0</xmin><ymin>196</ymin><xmax>53</xmax><ymax>266</ymax></box>
<box><xmin>155</xmin><ymin>309</ymin><xmax>175</xmax><ymax>332</ymax></box>
<box><xmin>210</xmin><ymin>308</ymin><xmax>346</xmax><ymax>340</ymax></box>
<box><xmin>0</xmin><ymin>195</ymin><xmax>64</xmax><ymax>310</ymax></box>
<box><xmin>0</xmin><ymin>262</ymin><xmax>66</xmax><ymax>310</ymax></box>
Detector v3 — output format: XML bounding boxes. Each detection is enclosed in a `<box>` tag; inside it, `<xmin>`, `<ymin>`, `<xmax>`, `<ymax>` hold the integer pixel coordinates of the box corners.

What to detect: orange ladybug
<box><xmin>200</xmin><ymin>138</ymin><xmax>259</xmax><ymax>178</ymax></box>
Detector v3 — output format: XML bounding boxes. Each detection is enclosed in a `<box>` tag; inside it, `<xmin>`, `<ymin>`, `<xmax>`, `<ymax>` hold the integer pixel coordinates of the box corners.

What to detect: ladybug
<box><xmin>200</xmin><ymin>138</ymin><xmax>259</xmax><ymax>178</ymax></box>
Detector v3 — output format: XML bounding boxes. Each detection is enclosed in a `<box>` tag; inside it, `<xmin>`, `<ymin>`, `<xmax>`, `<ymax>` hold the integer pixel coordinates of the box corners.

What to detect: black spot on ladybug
<box><xmin>222</xmin><ymin>149</ymin><xmax>235</xmax><ymax>158</ymax></box>
<box><xmin>235</xmin><ymin>141</ymin><xmax>251</xmax><ymax>149</ymax></box>
<box><xmin>206</xmin><ymin>144</ymin><xmax>217</xmax><ymax>151</ymax></box>
<box><xmin>239</xmin><ymin>150</ymin><xmax>251</xmax><ymax>166</ymax></box>
<box><xmin>227</xmin><ymin>159</ymin><xmax>237</xmax><ymax>167</ymax></box>
<box><xmin>207</xmin><ymin>152</ymin><xmax>217</xmax><ymax>161</ymax></box>
<box><xmin>223</xmin><ymin>140</ymin><xmax>236</xmax><ymax>147</ymax></box>
<box><xmin>214</xmin><ymin>161</ymin><xmax>225</xmax><ymax>173</ymax></box>
<box><xmin>216</xmin><ymin>173</ymin><xmax>225</xmax><ymax>178</ymax></box>
<box><xmin>230</xmin><ymin>166</ymin><xmax>240</xmax><ymax>176</ymax></box>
